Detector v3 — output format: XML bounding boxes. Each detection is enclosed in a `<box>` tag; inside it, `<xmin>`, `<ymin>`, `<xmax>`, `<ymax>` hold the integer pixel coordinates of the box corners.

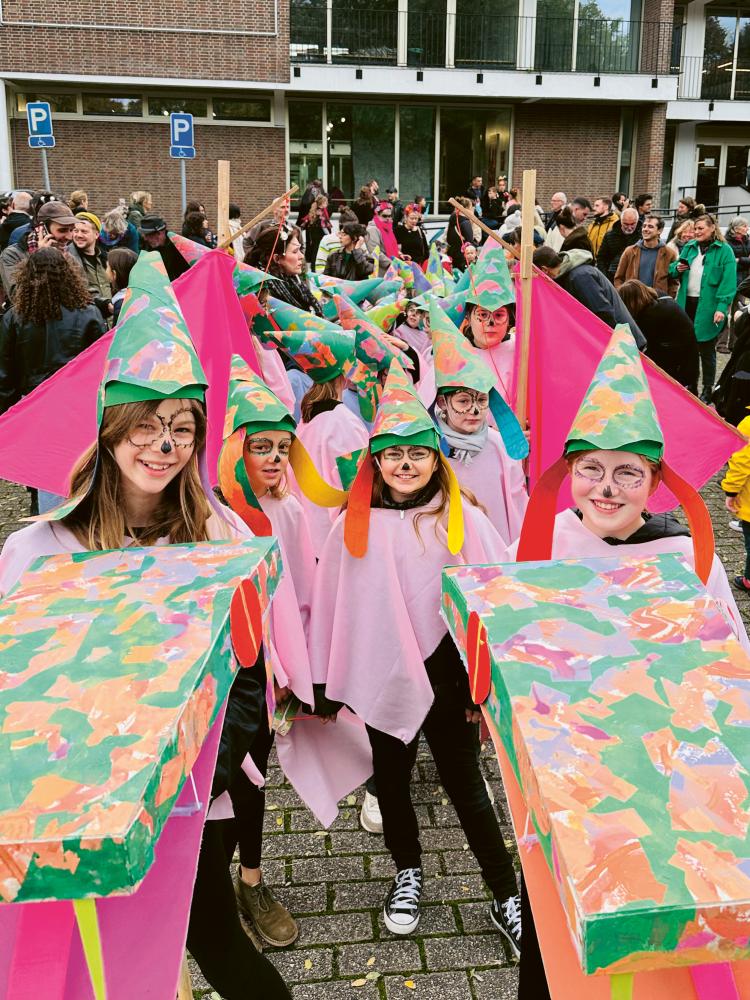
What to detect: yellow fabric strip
<box><xmin>73</xmin><ymin>898</ymin><xmax>107</xmax><ymax>1000</ymax></box>
<box><xmin>441</xmin><ymin>456</ymin><xmax>465</xmax><ymax>555</ymax></box>
<box><xmin>611</xmin><ymin>973</ymin><xmax>633</xmax><ymax>1000</ymax></box>
<box><xmin>290</xmin><ymin>439</ymin><xmax>349</xmax><ymax>507</ymax></box>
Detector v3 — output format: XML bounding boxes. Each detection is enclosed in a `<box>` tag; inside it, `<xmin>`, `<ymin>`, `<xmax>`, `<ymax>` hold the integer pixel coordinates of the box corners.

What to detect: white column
<box><xmin>680</xmin><ymin>0</ymin><xmax>707</xmax><ymax>99</ymax></box>
<box><xmin>397</xmin><ymin>0</ymin><xmax>408</xmax><ymax>67</ymax></box>
<box><xmin>322</xmin><ymin>101</ymin><xmax>329</xmax><ymax>193</ymax></box>
<box><xmin>433</xmin><ymin>105</ymin><xmax>441</xmax><ymax>213</ymax></box>
<box><xmin>326</xmin><ymin>0</ymin><xmax>333</xmax><ymax>64</ymax></box>
<box><xmin>517</xmin><ymin>0</ymin><xmax>537</xmax><ymax>71</ymax></box>
<box><xmin>0</xmin><ymin>85</ymin><xmax>12</xmax><ymax>191</ymax></box>
<box><xmin>445</xmin><ymin>0</ymin><xmax>456</xmax><ymax>69</ymax></box>
<box><xmin>671</xmin><ymin>122</ymin><xmax>697</xmax><ymax>204</ymax></box>
<box><xmin>394</xmin><ymin>104</ymin><xmax>401</xmax><ymax>190</ymax></box>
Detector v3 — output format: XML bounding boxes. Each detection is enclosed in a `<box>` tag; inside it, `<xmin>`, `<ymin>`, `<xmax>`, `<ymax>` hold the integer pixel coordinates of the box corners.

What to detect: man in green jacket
<box><xmin>668</xmin><ymin>214</ymin><xmax>736</xmax><ymax>402</ymax></box>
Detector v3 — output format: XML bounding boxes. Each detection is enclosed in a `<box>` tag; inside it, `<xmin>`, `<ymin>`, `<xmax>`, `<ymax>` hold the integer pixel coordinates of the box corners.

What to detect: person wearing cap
<box><xmin>0</xmin><ymin>200</ymin><xmax>77</xmax><ymax>300</ymax></box>
<box><xmin>138</xmin><ymin>213</ymin><xmax>190</xmax><ymax>281</ymax></box>
<box><xmin>459</xmin><ymin>246</ymin><xmax>517</xmax><ymax>405</ymax></box>
<box><xmin>308</xmin><ymin>359</ymin><xmax>522</xmax><ymax>953</ymax></box>
<box><xmin>508</xmin><ymin>324</ymin><xmax>749</xmax><ymax>998</ymax></box>
<box><xmin>0</xmin><ymin>252</ymin><xmax>293</xmax><ymax>1000</ymax></box>
<box><xmin>430</xmin><ymin>302</ymin><xmax>529</xmax><ymax>546</ymax></box>
<box><xmin>217</xmin><ymin>356</ymin><xmax>372</xmax><ymax>946</ymax></box>
<box><xmin>69</xmin><ymin>211</ymin><xmax>112</xmax><ymax>318</ymax></box>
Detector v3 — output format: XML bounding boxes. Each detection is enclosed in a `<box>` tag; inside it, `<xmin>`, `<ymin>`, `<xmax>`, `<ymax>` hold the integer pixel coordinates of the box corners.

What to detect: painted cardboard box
<box><xmin>442</xmin><ymin>553</ymin><xmax>750</xmax><ymax>975</ymax></box>
<box><xmin>0</xmin><ymin>537</ymin><xmax>280</xmax><ymax>904</ymax></box>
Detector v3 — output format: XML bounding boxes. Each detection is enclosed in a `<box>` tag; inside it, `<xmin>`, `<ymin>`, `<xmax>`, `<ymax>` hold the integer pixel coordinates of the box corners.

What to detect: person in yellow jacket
<box><xmin>587</xmin><ymin>196</ymin><xmax>619</xmax><ymax>260</ymax></box>
<box><xmin>722</xmin><ymin>412</ymin><xmax>750</xmax><ymax>590</ymax></box>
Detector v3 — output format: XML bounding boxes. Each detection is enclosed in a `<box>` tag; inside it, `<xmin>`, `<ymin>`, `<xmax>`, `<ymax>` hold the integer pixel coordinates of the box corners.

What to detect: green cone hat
<box><xmin>102</xmin><ymin>251</ymin><xmax>207</xmax><ymax>408</ymax></box>
<box><xmin>466</xmin><ymin>247</ymin><xmax>515</xmax><ymax>311</ymax></box>
<box><xmin>565</xmin><ymin>325</ymin><xmax>664</xmax><ymax>461</ymax></box>
<box><xmin>224</xmin><ymin>355</ymin><xmax>296</xmax><ymax>439</ymax></box>
<box><xmin>370</xmin><ymin>358</ymin><xmax>439</xmax><ymax>455</ymax></box>
<box><xmin>430</xmin><ymin>302</ymin><xmax>528</xmax><ymax>461</ymax></box>
<box><xmin>252</xmin><ymin>296</ymin><xmax>355</xmax><ymax>384</ymax></box>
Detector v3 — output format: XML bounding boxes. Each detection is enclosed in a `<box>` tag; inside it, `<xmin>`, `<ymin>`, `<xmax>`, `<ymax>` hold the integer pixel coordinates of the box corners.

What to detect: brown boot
<box><xmin>234</xmin><ymin>868</ymin><xmax>299</xmax><ymax>947</ymax></box>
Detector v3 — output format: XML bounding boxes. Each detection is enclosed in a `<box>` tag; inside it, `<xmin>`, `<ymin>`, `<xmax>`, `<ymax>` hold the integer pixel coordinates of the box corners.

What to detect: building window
<box><xmin>212</xmin><ymin>97</ymin><xmax>271</xmax><ymax>122</ymax></box>
<box><xmin>535</xmin><ymin>0</ymin><xmax>642</xmax><ymax>73</ymax></box>
<box><xmin>326</xmin><ymin>104</ymin><xmax>396</xmax><ymax>202</ymax></box>
<box><xmin>703</xmin><ymin>13</ymin><xmax>750</xmax><ymax>101</ymax></box>
<box><xmin>331</xmin><ymin>0</ymin><xmax>398</xmax><ymax>64</ymax></box>
<box><xmin>289</xmin><ymin>102</ymin><xmax>324</xmax><ymax>208</ymax></box>
<box><xmin>82</xmin><ymin>94</ymin><xmax>143</xmax><ymax>116</ymax></box>
<box><xmin>147</xmin><ymin>96</ymin><xmax>208</xmax><ymax>118</ymax></box>
<box><xmin>399</xmin><ymin>106</ymin><xmax>436</xmax><ymax>207</ymax></box>
<box><xmin>290</xmin><ymin>0</ymin><xmax>327</xmax><ymax>62</ymax></box>
<box><xmin>407</xmin><ymin>0</ymin><xmax>446</xmax><ymax>68</ymax></box>
<box><xmin>16</xmin><ymin>93</ymin><xmax>77</xmax><ymax>114</ymax></box>
<box><xmin>438</xmin><ymin>107</ymin><xmax>511</xmax><ymax>213</ymax></box>
<box><xmin>455</xmin><ymin>0</ymin><xmax>519</xmax><ymax>70</ymax></box>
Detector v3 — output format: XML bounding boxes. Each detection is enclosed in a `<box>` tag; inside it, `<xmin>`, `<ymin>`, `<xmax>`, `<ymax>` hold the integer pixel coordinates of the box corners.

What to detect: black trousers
<box><xmin>186</xmin><ymin>819</ymin><xmax>291</xmax><ymax>999</ymax></box>
<box><xmin>365</xmin><ymin>638</ymin><xmax>517</xmax><ymax>901</ymax></box>
<box><xmin>229</xmin><ymin>702</ymin><xmax>275</xmax><ymax>870</ymax></box>
<box><xmin>518</xmin><ymin>874</ymin><xmax>551</xmax><ymax>999</ymax></box>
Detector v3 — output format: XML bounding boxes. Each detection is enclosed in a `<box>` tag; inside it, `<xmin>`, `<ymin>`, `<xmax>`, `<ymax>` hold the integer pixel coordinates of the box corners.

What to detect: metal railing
<box><xmin>678</xmin><ymin>54</ymin><xmax>750</xmax><ymax>101</ymax></box>
<box><xmin>290</xmin><ymin>4</ymin><xmax>676</xmax><ymax>75</ymax></box>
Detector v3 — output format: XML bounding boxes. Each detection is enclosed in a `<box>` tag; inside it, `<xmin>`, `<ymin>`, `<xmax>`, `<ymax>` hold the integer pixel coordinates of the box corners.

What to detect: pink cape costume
<box><xmin>510</xmin><ymin>508</ymin><xmax>750</xmax><ymax>653</ymax></box>
<box><xmin>469</xmin><ymin>332</ymin><xmax>516</xmax><ymax>405</ymax></box>
<box><xmin>309</xmin><ymin>499</ymin><xmax>508</xmax><ymax>745</ymax></box>
<box><xmin>394</xmin><ymin>323</ymin><xmax>435</xmax><ymax>400</ymax></box>
<box><xmin>256</xmin><ymin>342</ymin><xmax>295</xmax><ymax>414</ymax></box>
<box><xmin>293</xmin><ymin>406</ymin><xmax>369</xmax><ymax>557</ymax></box>
<box><xmin>446</xmin><ymin>427</ymin><xmax>528</xmax><ymax>547</ymax></box>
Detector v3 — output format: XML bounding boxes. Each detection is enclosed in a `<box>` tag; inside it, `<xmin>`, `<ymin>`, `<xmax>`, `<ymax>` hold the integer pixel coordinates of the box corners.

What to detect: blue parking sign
<box><xmin>170</xmin><ymin>113</ymin><xmax>195</xmax><ymax>158</ymax></box>
<box><xmin>26</xmin><ymin>102</ymin><xmax>55</xmax><ymax>149</ymax></box>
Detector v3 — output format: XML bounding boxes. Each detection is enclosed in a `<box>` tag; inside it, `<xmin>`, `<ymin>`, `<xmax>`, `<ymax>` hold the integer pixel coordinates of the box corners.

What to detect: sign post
<box><xmin>169</xmin><ymin>113</ymin><xmax>195</xmax><ymax>215</ymax></box>
<box><xmin>26</xmin><ymin>101</ymin><xmax>54</xmax><ymax>190</ymax></box>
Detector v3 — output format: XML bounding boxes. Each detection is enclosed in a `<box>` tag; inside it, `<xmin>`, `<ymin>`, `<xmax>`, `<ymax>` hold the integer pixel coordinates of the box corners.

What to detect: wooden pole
<box><xmin>447</xmin><ymin>198</ymin><xmax>520</xmax><ymax>260</ymax></box>
<box><xmin>176</xmin><ymin>955</ymin><xmax>192</xmax><ymax>1000</ymax></box>
<box><xmin>216</xmin><ymin>184</ymin><xmax>298</xmax><ymax>252</ymax></box>
<box><xmin>515</xmin><ymin>168</ymin><xmax>537</xmax><ymax>427</ymax></box>
<box><xmin>217</xmin><ymin>159</ymin><xmax>231</xmax><ymax>250</ymax></box>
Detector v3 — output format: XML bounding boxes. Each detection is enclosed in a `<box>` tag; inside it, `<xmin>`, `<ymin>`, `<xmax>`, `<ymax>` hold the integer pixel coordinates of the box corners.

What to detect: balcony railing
<box><xmin>678</xmin><ymin>54</ymin><xmax>750</xmax><ymax>101</ymax></box>
<box><xmin>290</xmin><ymin>4</ymin><xmax>675</xmax><ymax>76</ymax></box>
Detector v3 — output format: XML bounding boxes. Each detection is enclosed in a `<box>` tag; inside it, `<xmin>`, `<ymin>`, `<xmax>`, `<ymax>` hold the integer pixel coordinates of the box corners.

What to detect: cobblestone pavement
<box><xmin>1</xmin><ymin>453</ymin><xmax>748</xmax><ymax>1000</ymax></box>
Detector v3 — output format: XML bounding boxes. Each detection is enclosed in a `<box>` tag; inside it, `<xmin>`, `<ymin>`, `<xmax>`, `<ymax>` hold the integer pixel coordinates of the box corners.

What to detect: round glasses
<box><xmin>380</xmin><ymin>447</ymin><xmax>434</xmax><ymax>462</ymax></box>
<box><xmin>128</xmin><ymin>413</ymin><xmax>196</xmax><ymax>450</ymax></box>
<box><xmin>572</xmin><ymin>457</ymin><xmax>646</xmax><ymax>490</ymax></box>
<box><xmin>449</xmin><ymin>391</ymin><xmax>490</xmax><ymax>414</ymax></box>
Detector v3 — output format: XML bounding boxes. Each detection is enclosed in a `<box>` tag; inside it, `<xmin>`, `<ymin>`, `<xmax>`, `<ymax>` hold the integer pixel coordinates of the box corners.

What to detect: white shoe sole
<box><xmin>383</xmin><ymin>907</ymin><xmax>420</xmax><ymax>935</ymax></box>
<box><xmin>490</xmin><ymin>905</ymin><xmax>520</xmax><ymax>959</ymax></box>
<box><xmin>360</xmin><ymin>806</ymin><xmax>383</xmax><ymax>834</ymax></box>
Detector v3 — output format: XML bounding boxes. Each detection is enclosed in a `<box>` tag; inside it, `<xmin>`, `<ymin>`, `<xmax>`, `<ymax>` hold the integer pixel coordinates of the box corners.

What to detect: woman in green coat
<box><xmin>669</xmin><ymin>213</ymin><xmax>737</xmax><ymax>403</ymax></box>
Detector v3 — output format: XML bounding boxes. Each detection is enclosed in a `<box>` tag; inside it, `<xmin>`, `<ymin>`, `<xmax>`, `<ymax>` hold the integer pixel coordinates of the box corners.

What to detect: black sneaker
<box><xmin>490</xmin><ymin>893</ymin><xmax>521</xmax><ymax>958</ymax></box>
<box><xmin>383</xmin><ymin>866</ymin><xmax>423</xmax><ymax>935</ymax></box>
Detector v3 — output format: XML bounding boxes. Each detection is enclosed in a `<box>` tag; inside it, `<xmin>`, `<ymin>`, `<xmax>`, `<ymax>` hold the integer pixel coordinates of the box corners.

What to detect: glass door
<box><xmin>696</xmin><ymin>144</ymin><xmax>722</xmax><ymax>207</ymax></box>
<box><xmin>725</xmin><ymin>144</ymin><xmax>750</xmax><ymax>189</ymax></box>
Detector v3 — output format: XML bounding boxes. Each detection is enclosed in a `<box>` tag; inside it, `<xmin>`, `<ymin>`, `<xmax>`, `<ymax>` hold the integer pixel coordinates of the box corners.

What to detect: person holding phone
<box><xmin>322</xmin><ymin>222</ymin><xmax>374</xmax><ymax>280</ymax></box>
<box><xmin>0</xmin><ymin>201</ymin><xmax>77</xmax><ymax>300</ymax></box>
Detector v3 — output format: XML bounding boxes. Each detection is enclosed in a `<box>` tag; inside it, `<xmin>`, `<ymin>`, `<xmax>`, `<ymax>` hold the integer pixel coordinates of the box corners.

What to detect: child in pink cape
<box><xmin>508</xmin><ymin>324</ymin><xmax>749</xmax><ymax>999</ymax></box>
<box><xmin>430</xmin><ymin>300</ymin><xmax>529</xmax><ymax>546</ymax></box>
<box><xmin>0</xmin><ymin>254</ymin><xmax>292</xmax><ymax>1000</ymax></box>
<box><xmin>308</xmin><ymin>359</ymin><xmax>522</xmax><ymax>954</ymax></box>
<box><xmin>459</xmin><ymin>248</ymin><xmax>516</xmax><ymax>405</ymax></box>
<box><xmin>216</xmin><ymin>356</ymin><xmax>373</xmax><ymax>947</ymax></box>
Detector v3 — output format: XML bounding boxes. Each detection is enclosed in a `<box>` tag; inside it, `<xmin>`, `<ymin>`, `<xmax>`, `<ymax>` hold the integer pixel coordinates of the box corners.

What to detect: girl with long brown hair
<box><xmin>309</xmin><ymin>359</ymin><xmax>521</xmax><ymax>953</ymax></box>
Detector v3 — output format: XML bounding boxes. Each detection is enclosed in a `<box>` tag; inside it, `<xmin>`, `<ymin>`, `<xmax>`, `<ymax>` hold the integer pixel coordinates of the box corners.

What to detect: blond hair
<box><xmin>62</xmin><ymin>399</ymin><xmax>211</xmax><ymax>550</ymax></box>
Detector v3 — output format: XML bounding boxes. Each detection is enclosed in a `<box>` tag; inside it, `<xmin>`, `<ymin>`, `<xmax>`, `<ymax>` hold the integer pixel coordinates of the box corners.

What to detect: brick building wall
<box><xmin>631</xmin><ymin>103</ymin><xmax>667</xmax><ymax>198</ymax></box>
<box><xmin>512</xmin><ymin>103</ymin><xmax>622</xmax><ymax>206</ymax></box>
<box><xmin>0</xmin><ymin>0</ymin><xmax>289</xmax><ymax>82</ymax></box>
<box><xmin>9</xmin><ymin>119</ymin><xmax>287</xmax><ymax>230</ymax></box>
<box><xmin>640</xmin><ymin>0</ymin><xmax>674</xmax><ymax>75</ymax></box>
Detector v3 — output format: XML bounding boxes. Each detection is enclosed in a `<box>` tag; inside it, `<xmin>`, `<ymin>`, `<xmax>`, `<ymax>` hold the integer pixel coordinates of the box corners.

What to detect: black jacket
<box><xmin>394</xmin><ymin>223</ymin><xmax>429</xmax><ymax>265</ymax></box>
<box><xmin>596</xmin><ymin>219</ymin><xmax>642</xmax><ymax>279</ymax></box>
<box><xmin>635</xmin><ymin>296</ymin><xmax>699</xmax><ymax>390</ymax></box>
<box><xmin>728</xmin><ymin>234</ymin><xmax>750</xmax><ymax>283</ymax></box>
<box><xmin>323</xmin><ymin>247</ymin><xmax>374</xmax><ymax>281</ymax></box>
<box><xmin>557</xmin><ymin>253</ymin><xmax>646</xmax><ymax>348</ymax></box>
<box><xmin>0</xmin><ymin>303</ymin><xmax>107</xmax><ymax>414</ymax></box>
<box><xmin>446</xmin><ymin>213</ymin><xmax>477</xmax><ymax>269</ymax></box>
<box><xmin>0</xmin><ymin>212</ymin><xmax>31</xmax><ymax>252</ymax></box>
<box><xmin>714</xmin><ymin>313</ymin><xmax>750</xmax><ymax>425</ymax></box>
<box><xmin>140</xmin><ymin>235</ymin><xmax>191</xmax><ymax>282</ymax></box>
<box><xmin>266</xmin><ymin>273</ymin><xmax>324</xmax><ymax>316</ymax></box>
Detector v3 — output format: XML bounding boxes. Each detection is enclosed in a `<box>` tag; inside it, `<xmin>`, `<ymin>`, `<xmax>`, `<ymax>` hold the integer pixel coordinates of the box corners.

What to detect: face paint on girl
<box><xmin>377</xmin><ymin>446</ymin><xmax>439</xmax><ymax>503</ymax></box>
<box><xmin>243</xmin><ymin>430</ymin><xmax>293</xmax><ymax>494</ymax></box>
<box><xmin>569</xmin><ymin>449</ymin><xmax>658</xmax><ymax>541</ymax></box>
<box><xmin>438</xmin><ymin>390</ymin><xmax>489</xmax><ymax>434</ymax></box>
<box><xmin>469</xmin><ymin>306</ymin><xmax>509</xmax><ymax>349</ymax></box>
<box><xmin>113</xmin><ymin>398</ymin><xmax>197</xmax><ymax>503</ymax></box>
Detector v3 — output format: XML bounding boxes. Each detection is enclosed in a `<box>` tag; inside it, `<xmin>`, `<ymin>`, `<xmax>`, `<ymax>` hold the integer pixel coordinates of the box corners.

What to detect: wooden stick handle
<box><xmin>515</xmin><ymin>168</ymin><xmax>537</xmax><ymax>426</ymax></box>
<box><xmin>447</xmin><ymin>198</ymin><xmax>520</xmax><ymax>260</ymax></box>
<box><xmin>217</xmin><ymin>184</ymin><xmax>299</xmax><ymax>251</ymax></box>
